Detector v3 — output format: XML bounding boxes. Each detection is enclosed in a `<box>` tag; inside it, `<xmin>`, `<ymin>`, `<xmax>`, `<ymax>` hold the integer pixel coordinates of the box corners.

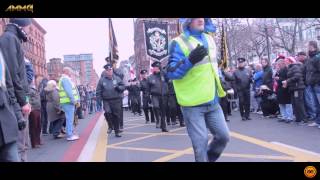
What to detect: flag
<box><xmin>220</xmin><ymin>24</ymin><xmax>228</xmax><ymax>69</ymax></box>
<box><xmin>108</xmin><ymin>18</ymin><xmax>119</xmax><ymax>64</ymax></box>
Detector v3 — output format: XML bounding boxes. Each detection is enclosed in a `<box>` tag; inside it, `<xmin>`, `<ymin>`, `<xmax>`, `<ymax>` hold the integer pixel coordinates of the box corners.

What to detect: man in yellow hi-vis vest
<box><xmin>59</xmin><ymin>67</ymin><xmax>80</xmax><ymax>141</ymax></box>
<box><xmin>167</xmin><ymin>18</ymin><xmax>230</xmax><ymax>162</ymax></box>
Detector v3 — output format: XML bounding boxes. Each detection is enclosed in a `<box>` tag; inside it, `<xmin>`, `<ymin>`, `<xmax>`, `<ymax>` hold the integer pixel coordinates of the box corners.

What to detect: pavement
<box><xmin>27</xmin><ymin>109</ymin><xmax>320</xmax><ymax>162</ymax></box>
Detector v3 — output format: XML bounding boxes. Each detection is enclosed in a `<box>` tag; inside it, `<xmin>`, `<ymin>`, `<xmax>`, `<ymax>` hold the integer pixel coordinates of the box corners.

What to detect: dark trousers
<box><xmin>40</xmin><ymin>101</ymin><xmax>48</xmax><ymax>134</ymax></box>
<box><xmin>220</xmin><ymin>97</ymin><xmax>229</xmax><ymax>121</ymax></box>
<box><xmin>177</xmin><ymin>105</ymin><xmax>184</xmax><ymax>125</ymax></box>
<box><xmin>120</xmin><ymin>101</ymin><xmax>123</xmax><ymax>128</ymax></box>
<box><xmin>51</xmin><ymin>118</ymin><xmax>65</xmax><ymax>137</ymax></box>
<box><xmin>131</xmin><ymin>97</ymin><xmax>141</xmax><ymax>114</ymax></box>
<box><xmin>238</xmin><ymin>90</ymin><xmax>251</xmax><ymax>118</ymax></box>
<box><xmin>152</xmin><ymin>95</ymin><xmax>167</xmax><ymax>130</ymax></box>
<box><xmin>142</xmin><ymin>96</ymin><xmax>154</xmax><ymax>122</ymax></box>
<box><xmin>103</xmin><ymin>99</ymin><xmax>122</xmax><ymax>133</ymax></box>
<box><xmin>143</xmin><ymin>107</ymin><xmax>155</xmax><ymax>122</ymax></box>
<box><xmin>291</xmin><ymin>90</ymin><xmax>307</xmax><ymax>122</ymax></box>
<box><xmin>167</xmin><ymin>95</ymin><xmax>177</xmax><ymax>124</ymax></box>
<box><xmin>29</xmin><ymin>110</ymin><xmax>41</xmax><ymax>148</ymax></box>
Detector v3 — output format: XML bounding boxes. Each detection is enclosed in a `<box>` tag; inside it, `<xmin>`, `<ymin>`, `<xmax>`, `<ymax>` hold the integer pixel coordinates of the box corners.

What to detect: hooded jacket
<box><xmin>166</xmin><ymin>18</ymin><xmax>219</xmax><ymax>106</ymax></box>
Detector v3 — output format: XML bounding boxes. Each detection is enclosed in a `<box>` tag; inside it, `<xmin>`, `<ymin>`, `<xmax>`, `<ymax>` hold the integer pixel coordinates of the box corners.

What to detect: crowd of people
<box><xmin>0</xmin><ymin>18</ymin><xmax>102</xmax><ymax>162</ymax></box>
<box><xmin>218</xmin><ymin>41</ymin><xmax>320</xmax><ymax>129</ymax></box>
<box><xmin>1</xmin><ymin>17</ymin><xmax>319</xmax><ymax>163</ymax></box>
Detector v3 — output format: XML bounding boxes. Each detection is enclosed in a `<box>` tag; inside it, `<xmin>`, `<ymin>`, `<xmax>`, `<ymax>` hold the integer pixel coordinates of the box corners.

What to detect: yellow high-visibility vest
<box><xmin>172</xmin><ymin>33</ymin><xmax>226</xmax><ymax>107</ymax></box>
<box><xmin>58</xmin><ymin>76</ymin><xmax>80</xmax><ymax>104</ymax></box>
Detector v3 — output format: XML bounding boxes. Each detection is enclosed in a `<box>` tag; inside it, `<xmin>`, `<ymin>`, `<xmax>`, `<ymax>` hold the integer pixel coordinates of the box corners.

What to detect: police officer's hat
<box><xmin>103</xmin><ymin>63</ymin><xmax>113</xmax><ymax>70</ymax></box>
<box><xmin>151</xmin><ymin>61</ymin><xmax>161</xmax><ymax>68</ymax></box>
<box><xmin>237</xmin><ymin>58</ymin><xmax>246</xmax><ymax>63</ymax></box>
<box><xmin>140</xmin><ymin>69</ymin><xmax>148</xmax><ymax>74</ymax></box>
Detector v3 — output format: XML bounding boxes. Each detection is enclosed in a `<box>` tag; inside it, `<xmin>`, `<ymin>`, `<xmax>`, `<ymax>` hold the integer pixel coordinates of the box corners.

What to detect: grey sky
<box><xmin>35</xmin><ymin>18</ymin><xmax>134</xmax><ymax>75</ymax></box>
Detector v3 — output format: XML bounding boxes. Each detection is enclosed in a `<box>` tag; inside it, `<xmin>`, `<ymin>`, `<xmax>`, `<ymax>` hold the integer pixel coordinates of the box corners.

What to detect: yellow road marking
<box><xmin>91</xmin><ymin>121</ymin><xmax>107</xmax><ymax>162</ymax></box>
<box><xmin>153</xmin><ymin>148</ymin><xmax>193</xmax><ymax>162</ymax></box>
<box><xmin>230</xmin><ymin>131</ymin><xmax>320</xmax><ymax>162</ymax></box>
<box><xmin>108</xmin><ymin>127</ymin><xmax>186</xmax><ymax>147</ymax></box>
<box><xmin>108</xmin><ymin>145</ymin><xmax>294</xmax><ymax>161</ymax></box>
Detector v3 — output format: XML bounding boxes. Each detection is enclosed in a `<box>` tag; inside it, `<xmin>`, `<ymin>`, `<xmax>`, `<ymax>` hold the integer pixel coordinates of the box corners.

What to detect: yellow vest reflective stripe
<box><xmin>58</xmin><ymin>77</ymin><xmax>80</xmax><ymax>104</ymax></box>
<box><xmin>172</xmin><ymin>33</ymin><xmax>226</xmax><ymax>107</ymax></box>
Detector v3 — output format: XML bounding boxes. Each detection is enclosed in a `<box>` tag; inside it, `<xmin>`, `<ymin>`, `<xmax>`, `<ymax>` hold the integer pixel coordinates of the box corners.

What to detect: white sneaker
<box><xmin>67</xmin><ymin>135</ymin><xmax>79</xmax><ymax>141</ymax></box>
<box><xmin>308</xmin><ymin>122</ymin><xmax>318</xmax><ymax>127</ymax></box>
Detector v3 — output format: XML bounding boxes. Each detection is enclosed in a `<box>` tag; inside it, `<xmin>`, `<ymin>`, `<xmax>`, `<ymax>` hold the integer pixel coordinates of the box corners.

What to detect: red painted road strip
<box><xmin>61</xmin><ymin>112</ymin><xmax>102</xmax><ymax>162</ymax></box>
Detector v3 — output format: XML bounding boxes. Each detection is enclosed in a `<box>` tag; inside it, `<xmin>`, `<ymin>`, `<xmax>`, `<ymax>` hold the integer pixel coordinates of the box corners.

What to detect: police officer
<box><xmin>140</xmin><ymin>70</ymin><xmax>155</xmax><ymax>123</ymax></box>
<box><xmin>96</xmin><ymin>64</ymin><xmax>125</xmax><ymax>137</ymax></box>
<box><xmin>147</xmin><ymin>61</ymin><xmax>169</xmax><ymax>132</ymax></box>
<box><xmin>129</xmin><ymin>78</ymin><xmax>142</xmax><ymax>116</ymax></box>
<box><xmin>167</xmin><ymin>79</ymin><xmax>185</xmax><ymax>126</ymax></box>
<box><xmin>233</xmin><ymin>58</ymin><xmax>252</xmax><ymax>121</ymax></box>
<box><xmin>127</xmin><ymin>79</ymin><xmax>133</xmax><ymax>113</ymax></box>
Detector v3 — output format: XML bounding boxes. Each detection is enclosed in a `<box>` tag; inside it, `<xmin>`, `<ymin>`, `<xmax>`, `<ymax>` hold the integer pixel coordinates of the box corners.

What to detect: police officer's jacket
<box><xmin>140</xmin><ymin>78</ymin><xmax>150</xmax><ymax>97</ymax></box>
<box><xmin>96</xmin><ymin>74</ymin><xmax>125</xmax><ymax>101</ymax></box>
<box><xmin>147</xmin><ymin>72</ymin><xmax>168</xmax><ymax>96</ymax></box>
<box><xmin>233</xmin><ymin>67</ymin><xmax>252</xmax><ymax>91</ymax></box>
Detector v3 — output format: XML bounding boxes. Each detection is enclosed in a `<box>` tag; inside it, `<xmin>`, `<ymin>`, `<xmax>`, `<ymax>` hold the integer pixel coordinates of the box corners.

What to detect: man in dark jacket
<box><xmin>233</xmin><ymin>58</ymin><xmax>252</xmax><ymax>121</ymax></box>
<box><xmin>0</xmin><ymin>18</ymin><xmax>32</xmax><ymax>162</ymax></box>
<box><xmin>303</xmin><ymin>42</ymin><xmax>320</xmax><ymax>128</ymax></box>
<box><xmin>128</xmin><ymin>78</ymin><xmax>142</xmax><ymax>116</ymax></box>
<box><xmin>283</xmin><ymin>58</ymin><xmax>308</xmax><ymax>125</ymax></box>
<box><xmin>147</xmin><ymin>61</ymin><xmax>168</xmax><ymax>132</ymax></box>
<box><xmin>96</xmin><ymin>64</ymin><xmax>125</xmax><ymax>137</ymax></box>
<box><xmin>140</xmin><ymin>70</ymin><xmax>155</xmax><ymax>123</ymax></box>
<box><xmin>38</xmin><ymin>77</ymin><xmax>48</xmax><ymax>134</ymax></box>
<box><xmin>0</xmin><ymin>49</ymin><xmax>25</xmax><ymax>162</ymax></box>
<box><xmin>261</xmin><ymin>58</ymin><xmax>273</xmax><ymax>90</ymax></box>
<box><xmin>219</xmin><ymin>68</ymin><xmax>234</xmax><ymax>122</ymax></box>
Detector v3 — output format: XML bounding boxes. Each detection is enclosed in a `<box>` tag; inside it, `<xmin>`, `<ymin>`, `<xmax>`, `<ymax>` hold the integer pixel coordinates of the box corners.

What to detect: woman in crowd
<box><xmin>45</xmin><ymin>80</ymin><xmax>66</xmax><ymax>139</ymax></box>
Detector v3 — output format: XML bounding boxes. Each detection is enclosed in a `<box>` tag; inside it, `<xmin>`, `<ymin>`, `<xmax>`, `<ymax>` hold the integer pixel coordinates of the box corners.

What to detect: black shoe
<box><xmin>278</xmin><ymin>119</ymin><xmax>285</xmax><ymax>122</ymax></box>
<box><xmin>118</xmin><ymin>129</ymin><xmax>123</xmax><ymax>133</ymax></box>
<box><xmin>246</xmin><ymin>117</ymin><xmax>252</xmax><ymax>120</ymax></box>
<box><xmin>107</xmin><ymin>128</ymin><xmax>113</xmax><ymax>134</ymax></box>
<box><xmin>226</xmin><ymin>119</ymin><xmax>230</xmax><ymax>122</ymax></box>
<box><xmin>151</xmin><ymin>121</ymin><xmax>155</xmax><ymax>123</ymax></box>
<box><xmin>172</xmin><ymin>122</ymin><xmax>177</xmax><ymax>125</ymax></box>
<box><xmin>167</xmin><ymin>122</ymin><xmax>171</xmax><ymax>125</ymax></box>
<box><xmin>115</xmin><ymin>133</ymin><xmax>122</xmax><ymax>137</ymax></box>
<box><xmin>241</xmin><ymin>117</ymin><xmax>246</xmax><ymax>121</ymax></box>
<box><xmin>180</xmin><ymin>123</ymin><xmax>185</xmax><ymax>127</ymax></box>
<box><xmin>162</xmin><ymin>129</ymin><xmax>169</xmax><ymax>132</ymax></box>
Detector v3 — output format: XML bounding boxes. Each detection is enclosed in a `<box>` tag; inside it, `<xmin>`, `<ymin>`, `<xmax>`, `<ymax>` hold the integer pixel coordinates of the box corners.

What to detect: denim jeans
<box><xmin>0</xmin><ymin>141</ymin><xmax>20</xmax><ymax>162</ymax></box>
<box><xmin>181</xmin><ymin>103</ymin><xmax>230</xmax><ymax>162</ymax></box>
<box><xmin>305</xmin><ymin>85</ymin><xmax>320</xmax><ymax>124</ymax></box>
<box><xmin>279</xmin><ymin>104</ymin><xmax>293</xmax><ymax>121</ymax></box>
<box><xmin>51</xmin><ymin>118</ymin><xmax>65</xmax><ymax>137</ymax></box>
<box><xmin>61</xmin><ymin>104</ymin><xmax>75</xmax><ymax>137</ymax></box>
<box><xmin>314</xmin><ymin>85</ymin><xmax>320</xmax><ymax>106</ymax></box>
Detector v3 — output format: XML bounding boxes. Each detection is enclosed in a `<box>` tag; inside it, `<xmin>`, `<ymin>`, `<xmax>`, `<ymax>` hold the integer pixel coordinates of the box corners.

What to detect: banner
<box><xmin>144</xmin><ymin>21</ymin><xmax>169</xmax><ymax>62</ymax></box>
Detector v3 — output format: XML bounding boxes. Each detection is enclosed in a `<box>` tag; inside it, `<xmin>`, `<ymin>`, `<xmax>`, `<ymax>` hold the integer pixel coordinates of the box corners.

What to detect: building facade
<box><xmin>47</xmin><ymin>58</ymin><xmax>81</xmax><ymax>85</ymax></box>
<box><xmin>0</xmin><ymin>18</ymin><xmax>47</xmax><ymax>78</ymax></box>
<box><xmin>63</xmin><ymin>53</ymin><xmax>98</xmax><ymax>87</ymax></box>
<box><xmin>134</xmin><ymin>18</ymin><xmax>179</xmax><ymax>79</ymax></box>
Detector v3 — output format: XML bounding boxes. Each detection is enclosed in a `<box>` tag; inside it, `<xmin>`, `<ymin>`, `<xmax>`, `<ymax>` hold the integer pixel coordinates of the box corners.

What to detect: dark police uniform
<box><xmin>113</xmin><ymin>68</ymin><xmax>124</xmax><ymax>129</ymax></box>
<box><xmin>96</xmin><ymin>64</ymin><xmax>125</xmax><ymax>137</ymax></box>
<box><xmin>140</xmin><ymin>70</ymin><xmax>155</xmax><ymax>123</ymax></box>
<box><xmin>233</xmin><ymin>58</ymin><xmax>252</xmax><ymax>121</ymax></box>
<box><xmin>147</xmin><ymin>62</ymin><xmax>168</xmax><ymax>132</ymax></box>
<box><xmin>167</xmin><ymin>80</ymin><xmax>185</xmax><ymax>126</ymax></box>
<box><xmin>128</xmin><ymin>78</ymin><xmax>142</xmax><ymax>115</ymax></box>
